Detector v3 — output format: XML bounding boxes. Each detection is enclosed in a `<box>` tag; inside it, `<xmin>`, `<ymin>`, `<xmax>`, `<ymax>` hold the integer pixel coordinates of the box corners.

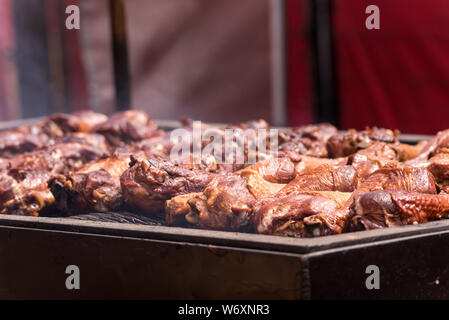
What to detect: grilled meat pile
<box><xmin>1</xmin><ymin>110</ymin><xmax>448</xmax><ymax>238</ymax></box>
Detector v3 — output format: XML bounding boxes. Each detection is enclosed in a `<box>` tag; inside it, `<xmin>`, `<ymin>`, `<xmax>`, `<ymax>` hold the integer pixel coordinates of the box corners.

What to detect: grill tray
<box><xmin>0</xmin><ymin>118</ymin><xmax>444</xmax><ymax>300</ymax></box>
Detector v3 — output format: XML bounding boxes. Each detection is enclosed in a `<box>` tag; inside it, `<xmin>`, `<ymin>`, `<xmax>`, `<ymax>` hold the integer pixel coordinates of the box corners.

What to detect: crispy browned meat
<box><xmin>135</xmin><ymin>133</ymin><xmax>173</xmax><ymax>158</ymax></box>
<box><xmin>426</xmin><ymin>155</ymin><xmax>449</xmax><ymax>192</ymax></box>
<box><xmin>360</xmin><ymin>167</ymin><xmax>436</xmax><ymax>194</ymax></box>
<box><xmin>404</xmin><ymin>129</ymin><xmax>449</xmax><ymax>164</ymax></box>
<box><xmin>397</xmin><ymin>141</ymin><xmax>427</xmax><ymax>161</ymax></box>
<box><xmin>0</xmin><ymin>126</ymin><xmax>51</xmax><ymax>158</ymax></box>
<box><xmin>300</xmin><ymin>191</ymin><xmax>352</xmax><ymax>207</ymax></box>
<box><xmin>39</xmin><ymin>110</ymin><xmax>108</xmax><ymax>137</ymax></box>
<box><xmin>303</xmin><ymin>166</ymin><xmax>437</xmax><ymax>236</ymax></box>
<box><xmin>166</xmin><ymin>158</ymin><xmax>295</xmax><ymax>227</ymax></box>
<box><xmin>348</xmin><ymin>142</ymin><xmax>399</xmax><ymax>180</ymax></box>
<box><xmin>235</xmin><ymin>157</ymin><xmax>295</xmax><ymax>199</ymax></box>
<box><xmin>327</xmin><ymin>127</ymin><xmax>398</xmax><ymax>158</ymax></box>
<box><xmin>93</xmin><ymin>110</ymin><xmax>162</xmax><ymax>146</ymax></box>
<box><xmin>49</xmin><ymin>155</ymin><xmax>138</xmax><ymax>214</ymax></box>
<box><xmin>179</xmin><ymin>175</ymin><xmax>255</xmax><ymax>231</ymax></box>
<box><xmin>293</xmin><ymin>155</ymin><xmax>348</xmax><ymax>174</ymax></box>
<box><xmin>0</xmin><ymin>158</ymin><xmax>8</xmax><ymax>171</ymax></box>
<box><xmin>351</xmin><ymin>191</ymin><xmax>449</xmax><ymax>230</ymax></box>
<box><xmin>165</xmin><ymin>192</ymin><xmax>203</xmax><ymax>225</ymax></box>
<box><xmin>0</xmin><ymin>170</ymin><xmax>54</xmax><ymax>216</ymax></box>
<box><xmin>236</xmin><ymin>157</ymin><xmax>295</xmax><ymax>184</ymax></box>
<box><xmin>56</xmin><ymin>132</ymin><xmax>109</xmax><ymax>150</ymax></box>
<box><xmin>253</xmin><ymin>194</ymin><xmax>340</xmax><ymax>236</ymax></box>
<box><xmin>277</xmin><ymin>165</ymin><xmax>358</xmax><ymax>198</ymax></box>
<box><xmin>408</xmin><ymin>148</ymin><xmax>449</xmax><ymax>192</ymax></box>
<box><xmin>278</xmin><ymin>123</ymin><xmax>338</xmax><ymax>158</ymax></box>
<box><xmin>8</xmin><ymin>141</ymin><xmax>107</xmax><ymax>174</ymax></box>
<box><xmin>121</xmin><ymin>158</ymin><xmax>213</xmax><ymax>214</ymax></box>
<box><xmin>0</xmin><ymin>112</ymin><xmax>108</xmax><ymax>158</ymax></box>
<box><xmin>250</xmin><ymin>163</ymin><xmax>357</xmax><ymax>237</ymax></box>
<box><xmin>279</xmin><ymin>123</ymin><xmax>337</xmax><ymax>144</ymax></box>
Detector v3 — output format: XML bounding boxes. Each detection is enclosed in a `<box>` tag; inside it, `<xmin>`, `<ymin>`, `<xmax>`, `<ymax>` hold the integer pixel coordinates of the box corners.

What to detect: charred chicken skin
<box><xmin>351</xmin><ymin>191</ymin><xmax>449</xmax><ymax>230</ymax></box>
<box><xmin>326</xmin><ymin>127</ymin><xmax>399</xmax><ymax>158</ymax></box>
<box><xmin>49</xmin><ymin>154</ymin><xmax>143</xmax><ymax>215</ymax></box>
<box><xmin>253</xmin><ymin>194</ymin><xmax>340</xmax><ymax>236</ymax></box>
<box><xmin>121</xmin><ymin>158</ymin><xmax>213</xmax><ymax>214</ymax></box>
<box><xmin>92</xmin><ymin>110</ymin><xmax>163</xmax><ymax>146</ymax></box>
<box><xmin>39</xmin><ymin>110</ymin><xmax>108</xmax><ymax>137</ymax></box>
<box><xmin>0</xmin><ymin>169</ymin><xmax>54</xmax><ymax>216</ymax></box>
<box><xmin>166</xmin><ymin>175</ymin><xmax>255</xmax><ymax>231</ymax></box>
<box><xmin>251</xmin><ymin>164</ymin><xmax>357</xmax><ymax>237</ymax></box>
<box><xmin>166</xmin><ymin>158</ymin><xmax>295</xmax><ymax>228</ymax></box>
<box><xmin>0</xmin><ymin>126</ymin><xmax>51</xmax><ymax>158</ymax></box>
<box><xmin>303</xmin><ymin>166</ymin><xmax>437</xmax><ymax>236</ymax></box>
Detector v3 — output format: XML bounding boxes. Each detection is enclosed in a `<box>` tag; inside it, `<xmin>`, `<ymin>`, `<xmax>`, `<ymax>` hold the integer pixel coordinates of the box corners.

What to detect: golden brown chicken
<box><xmin>304</xmin><ymin>166</ymin><xmax>437</xmax><ymax>236</ymax></box>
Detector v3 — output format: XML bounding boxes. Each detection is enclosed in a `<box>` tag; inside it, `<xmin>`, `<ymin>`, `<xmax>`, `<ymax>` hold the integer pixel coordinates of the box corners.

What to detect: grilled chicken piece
<box><xmin>56</xmin><ymin>132</ymin><xmax>109</xmax><ymax>150</ymax></box>
<box><xmin>235</xmin><ymin>157</ymin><xmax>296</xmax><ymax>199</ymax></box>
<box><xmin>0</xmin><ymin>126</ymin><xmax>51</xmax><ymax>158</ymax></box>
<box><xmin>253</xmin><ymin>194</ymin><xmax>340</xmax><ymax>236</ymax></box>
<box><xmin>277</xmin><ymin>165</ymin><xmax>358</xmax><ymax>196</ymax></box>
<box><xmin>397</xmin><ymin>141</ymin><xmax>428</xmax><ymax>161</ymax></box>
<box><xmin>8</xmin><ymin>141</ymin><xmax>107</xmax><ymax>174</ymax></box>
<box><xmin>166</xmin><ymin>158</ymin><xmax>295</xmax><ymax>227</ymax></box>
<box><xmin>354</xmin><ymin>166</ymin><xmax>437</xmax><ymax>195</ymax></box>
<box><xmin>327</xmin><ymin>127</ymin><xmax>399</xmax><ymax>158</ymax></box>
<box><xmin>39</xmin><ymin>110</ymin><xmax>108</xmax><ymax>137</ymax></box>
<box><xmin>251</xmin><ymin>164</ymin><xmax>356</xmax><ymax>237</ymax></box>
<box><xmin>93</xmin><ymin>110</ymin><xmax>162</xmax><ymax>146</ymax></box>
<box><xmin>278</xmin><ymin>123</ymin><xmax>338</xmax><ymax>158</ymax></box>
<box><xmin>0</xmin><ymin>158</ymin><xmax>8</xmax><ymax>171</ymax></box>
<box><xmin>0</xmin><ymin>170</ymin><xmax>54</xmax><ymax>216</ymax></box>
<box><xmin>135</xmin><ymin>133</ymin><xmax>173</xmax><ymax>158</ymax></box>
<box><xmin>404</xmin><ymin>129</ymin><xmax>449</xmax><ymax>165</ymax></box>
<box><xmin>348</xmin><ymin>142</ymin><xmax>399</xmax><ymax>180</ymax></box>
<box><xmin>303</xmin><ymin>166</ymin><xmax>437</xmax><ymax>236</ymax></box>
<box><xmin>407</xmin><ymin>148</ymin><xmax>449</xmax><ymax>192</ymax></box>
<box><xmin>293</xmin><ymin>155</ymin><xmax>348</xmax><ymax>174</ymax></box>
<box><xmin>426</xmin><ymin>153</ymin><xmax>449</xmax><ymax>192</ymax></box>
<box><xmin>169</xmin><ymin>175</ymin><xmax>255</xmax><ymax>231</ymax></box>
<box><xmin>49</xmin><ymin>154</ymin><xmax>140</xmax><ymax>214</ymax></box>
<box><xmin>121</xmin><ymin>158</ymin><xmax>213</xmax><ymax>214</ymax></box>
<box><xmin>300</xmin><ymin>191</ymin><xmax>352</xmax><ymax>207</ymax></box>
<box><xmin>351</xmin><ymin>191</ymin><xmax>449</xmax><ymax>230</ymax></box>
<box><xmin>165</xmin><ymin>192</ymin><xmax>203</xmax><ymax>225</ymax></box>
<box><xmin>0</xmin><ymin>112</ymin><xmax>107</xmax><ymax>158</ymax></box>
<box><xmin>236</xmin><ymin>157</ymin><xmax>296</xmax><ymax>184</ymax></box>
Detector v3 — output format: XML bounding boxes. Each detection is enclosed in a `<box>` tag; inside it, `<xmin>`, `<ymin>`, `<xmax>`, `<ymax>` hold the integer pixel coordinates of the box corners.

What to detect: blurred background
<box><xmin>0</xmin><ymin>0</ymin><xmax>448</xmax><ymax>134</ymax></box>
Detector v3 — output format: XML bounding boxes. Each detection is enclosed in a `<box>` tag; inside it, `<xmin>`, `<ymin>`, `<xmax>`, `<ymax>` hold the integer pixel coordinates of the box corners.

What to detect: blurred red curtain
<box><xmin>333</xmin><ymin>0</ymin><xmax>449</xmax><ymax>134</ymax></box>
<box><xmin>287</xmin><ymin>0</ymin><xmax>449</xmax><ymax>134</ymax></box>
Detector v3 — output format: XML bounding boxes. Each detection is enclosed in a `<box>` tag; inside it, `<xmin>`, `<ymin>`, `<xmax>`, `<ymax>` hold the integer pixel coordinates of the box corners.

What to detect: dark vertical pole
<box><xmin>309</xmin><ymin>0</ymin><xmax>338</xmax><ymax>125</ymax></box>
<box><xmin>109</xmin><ymin>0</ymin><xmax>131</xmax><ymax>111</ymax></box>
<box><xmin>270</xmin><ymin>0</ymin><xmax>287</xmax><ymax>126</ymax></box>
